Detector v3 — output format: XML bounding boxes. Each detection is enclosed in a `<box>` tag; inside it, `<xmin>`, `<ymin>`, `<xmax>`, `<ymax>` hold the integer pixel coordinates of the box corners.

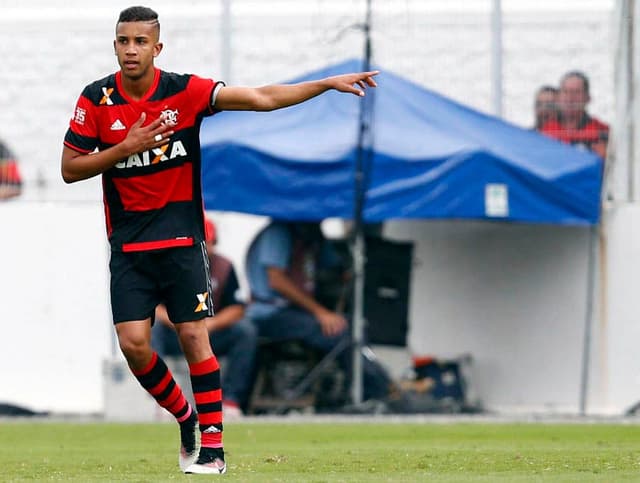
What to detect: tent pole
<box><xmin>350</xmin><ymin>0</ymin><xmax>373</xmax><ymax>406</ymax></box>
<box><xmin>579</xmin><ymin>224</ymin><xmax>598</xmax><ymax>415</ymax></box>
<box><xmin>351</xmin><ymin>232</ymin><xmax>365</xmax><ymax>404</ymax></box>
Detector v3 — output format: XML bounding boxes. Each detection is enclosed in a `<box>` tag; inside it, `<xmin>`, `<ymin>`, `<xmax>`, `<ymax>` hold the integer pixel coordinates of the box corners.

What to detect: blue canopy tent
<box><xmin>201</xmin><ymin>59</ymin><xmax>602</xmax><ymax>225</ymax></box>
<box><xmin>200</xmin><ymin>59</ymin><xmax>603</xmax><ymax>412</ymax></box>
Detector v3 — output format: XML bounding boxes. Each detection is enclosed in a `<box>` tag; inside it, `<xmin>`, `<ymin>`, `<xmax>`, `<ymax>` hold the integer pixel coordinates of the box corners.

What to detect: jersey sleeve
<box><xmin>63</xmin><ymin>89</ymin><xmax>99</xmax><ymax>153</ymax></box>
<box><xmin>187</xmin><ymin>75</ymin><xmax>222</xmax><ymax>117</ymax></box>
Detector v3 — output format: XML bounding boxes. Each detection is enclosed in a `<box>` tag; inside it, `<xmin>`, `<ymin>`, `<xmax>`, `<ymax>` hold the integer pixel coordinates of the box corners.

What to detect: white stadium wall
<box><xmin>0</xmin><ymin>204</ymin><xmax>266</xmax><ymax>415</ymax></box>
<box><xmin>0</xmin><ymin>203</ymin><xmax>111</xmax><ymax>414</ymax></box>
<box><xmin>4</xmin><ymin>204</ymin><xmax>640</xmax><ymax>415</ymax></box>
<box><xmin>385</xmin><ymin>221</ymin><xmax>600</xmax><ymax>414</ymax></box>
<box><xmin>2</xmin><ymin>1</ymin><xmax>632</xmax><ymax>415</ymax></box>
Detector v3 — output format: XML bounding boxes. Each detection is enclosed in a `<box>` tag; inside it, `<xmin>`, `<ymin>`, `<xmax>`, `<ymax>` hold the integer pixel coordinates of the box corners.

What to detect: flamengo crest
<box><xmin>161</xmin><ymin>108</ymin><xmax>179</xmax><ymax>127</ymax></box>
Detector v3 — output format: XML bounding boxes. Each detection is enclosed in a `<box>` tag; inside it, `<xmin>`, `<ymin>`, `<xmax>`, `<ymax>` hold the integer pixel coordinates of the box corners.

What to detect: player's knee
<box><xmin>175</xmin><ymin>324</ymin><xmax>202</xmax><ymax>350</ymax></box>
<box><xmin>118</xmin><ymin>334</ymin><xmax>150</xmax><ymax>363</ymax></box>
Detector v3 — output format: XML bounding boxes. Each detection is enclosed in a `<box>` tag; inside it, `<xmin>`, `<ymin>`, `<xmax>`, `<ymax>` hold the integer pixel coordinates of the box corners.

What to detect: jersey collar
<box><xmin>115</xmin><ymin>67</ymin><xmax>161</xmax><ymax>104</ymax></box>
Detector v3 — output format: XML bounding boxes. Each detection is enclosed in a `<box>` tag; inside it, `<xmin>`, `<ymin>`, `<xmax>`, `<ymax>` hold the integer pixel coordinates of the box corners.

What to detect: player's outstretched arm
<box><xmin>214</xmin><ymin>71</ymin><xmax>379</xmax><ymax>112</ymax></box>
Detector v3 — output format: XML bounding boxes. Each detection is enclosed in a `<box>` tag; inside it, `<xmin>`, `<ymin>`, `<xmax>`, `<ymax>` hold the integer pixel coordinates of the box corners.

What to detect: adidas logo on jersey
<box><xmin>110</xmin><ymin>119</ymin><xmax>126</xmax><ymax>131</ymax></box>
<box><xmin>115</xmin><ymin>140</ymin><xmax>188</xmax><ymax>169</ymax></box>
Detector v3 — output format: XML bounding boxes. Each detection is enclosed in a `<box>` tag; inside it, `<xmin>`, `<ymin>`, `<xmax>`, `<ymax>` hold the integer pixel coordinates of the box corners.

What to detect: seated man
<box><xmin>245</xmin><ymin>220</ymin><xmax>391</xmax><ymax>405</ymax></box>
<box><xmin>152</xmin><ymin>218</ymin><xmax>257</xmax><ymax>416</ymax></box>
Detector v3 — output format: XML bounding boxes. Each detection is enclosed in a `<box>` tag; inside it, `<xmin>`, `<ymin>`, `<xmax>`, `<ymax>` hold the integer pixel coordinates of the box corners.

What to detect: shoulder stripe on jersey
<box><xmin>149</xmin><ymin>71</ymin><xmax>192</xmax><ymax>101</ymax></box>
<box><xmin>81</xmin><ymin>73</ymin><xmax>127</xmax><ymax>106</ymax></box>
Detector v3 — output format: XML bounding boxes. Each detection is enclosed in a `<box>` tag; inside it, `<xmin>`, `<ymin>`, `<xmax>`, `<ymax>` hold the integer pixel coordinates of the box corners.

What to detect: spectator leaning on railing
<box><xmin>539</xmin><ymin>70</ymin><xmax>609</xmax><ymax>160</ymax></box>
<box><xmin>532</xmin><ymin>85</ymin><xmax>559</xmax><ymax>132</ymax></box>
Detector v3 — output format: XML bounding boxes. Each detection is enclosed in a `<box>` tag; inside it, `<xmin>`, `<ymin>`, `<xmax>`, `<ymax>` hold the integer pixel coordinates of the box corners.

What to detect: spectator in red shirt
<box><xmin>540</xmin><ymin>71</ymin><xmax>609</xmax><ymax>160</ymax></box>
<box><xmin>0</xmin><ymin>138</ymin><xmax>22</xmax><ymax>200</ymax></box>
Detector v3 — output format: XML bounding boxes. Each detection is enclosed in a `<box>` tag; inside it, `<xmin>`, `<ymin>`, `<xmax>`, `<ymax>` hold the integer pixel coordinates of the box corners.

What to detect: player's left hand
<box><xmin>329</xmin><ymin>71</ymin><xmax>379</xmax><ymax>97</ymax></box>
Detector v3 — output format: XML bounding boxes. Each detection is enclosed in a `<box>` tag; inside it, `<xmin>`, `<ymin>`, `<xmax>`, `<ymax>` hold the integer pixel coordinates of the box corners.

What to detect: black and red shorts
<box><xmin>109</xmin><ymin>242</ymin><xmax>213</xmax><ymax>324</ymax></box>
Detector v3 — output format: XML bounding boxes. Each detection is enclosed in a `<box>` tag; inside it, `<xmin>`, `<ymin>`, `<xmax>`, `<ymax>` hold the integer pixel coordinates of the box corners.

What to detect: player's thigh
<box><xmin>162</xmin><ymin>243</ymin><xmax>213</xmax><ymax>323</ymax></box>
<box><xmin>109</xmin><ymin>250</ymin><xmax>160</xmax><ymax>323</ymax></box>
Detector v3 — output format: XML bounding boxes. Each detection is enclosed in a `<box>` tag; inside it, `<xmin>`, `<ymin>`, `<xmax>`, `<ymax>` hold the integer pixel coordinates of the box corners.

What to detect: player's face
<box><xmin>114</xmin><ymin>21</ymin><xmax>162</xmax><ymax>81</ymax></box>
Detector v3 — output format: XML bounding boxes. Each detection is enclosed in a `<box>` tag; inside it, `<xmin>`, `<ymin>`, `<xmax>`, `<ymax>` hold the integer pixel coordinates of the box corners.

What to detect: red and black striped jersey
<box><xmin>64</xmin><ymin>68</ymin><xmax>222</xmax><ymax>252</ymax></box>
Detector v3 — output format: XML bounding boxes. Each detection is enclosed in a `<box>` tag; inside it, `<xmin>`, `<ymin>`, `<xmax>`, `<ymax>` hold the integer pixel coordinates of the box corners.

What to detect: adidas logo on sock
<box><xmin>110</xmin><ymin>119</ymin><xmax>126</xmax><ymax>131</ymax></box>
<box><xmin>203</xmin><ymin>425</ymin><xmax>221</xmax><ymax>434</ymax></box>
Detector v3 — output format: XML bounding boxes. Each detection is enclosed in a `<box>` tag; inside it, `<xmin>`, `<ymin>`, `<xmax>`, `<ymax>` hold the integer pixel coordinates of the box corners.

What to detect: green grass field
<box><xmin>1</xmin><ymin>420</ymin><xmax>639</xmax><ymax>481</ymax></box>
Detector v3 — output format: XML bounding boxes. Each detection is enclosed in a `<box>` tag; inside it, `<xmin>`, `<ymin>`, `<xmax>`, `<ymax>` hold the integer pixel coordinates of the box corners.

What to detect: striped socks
<box><xmin>131</xmin><ymin>351</ymin><xmax>193</xmax><ymax>422</ymax></box>
<box><xmin>189</xmin><ymin>356</ymin><xmax>224</xmax><ymax>449</ymax></box>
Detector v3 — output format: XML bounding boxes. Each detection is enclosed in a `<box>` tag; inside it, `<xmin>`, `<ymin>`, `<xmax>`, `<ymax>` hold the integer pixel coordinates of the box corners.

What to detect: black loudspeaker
<box><xmin>364</xmin><ymin>237</ymin><xmax>414</xmax><ymax>346</ymax></box>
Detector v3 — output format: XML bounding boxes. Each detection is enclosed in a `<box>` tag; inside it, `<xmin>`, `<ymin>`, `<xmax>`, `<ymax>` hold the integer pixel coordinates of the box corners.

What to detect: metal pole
<box><xmin>351</xmin><ymin>0</ymin><xmax>373</xmax><ymax>405</ymax></box>
<box><xmin>491</xmin><ymin>0</ymin><xmax>503</xmax><ymax>117</ymax></box>
<box><xmin>579</xmin><ymin>225</ymin><xmax>598</xmax><ymax>415</ymax></box>
<box><xmin>221</xmin><ymin>0</ymin><xmax>232</xmax><ymax>83</ymax></box>
<box><xmin>351</xmin><ymin>233</ymin><xmax>365</xmax><ymax>404</ymax></box>
<box><xmin>627</xmin><ymin>0</ymin><xmax>635</xmax><ymax>200</ymax></box>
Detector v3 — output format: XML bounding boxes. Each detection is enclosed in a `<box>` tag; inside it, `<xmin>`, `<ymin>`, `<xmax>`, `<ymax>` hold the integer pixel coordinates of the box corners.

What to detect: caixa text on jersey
<box><xmin>115</xmin><ymin>140</ymin><xmax>188</xmax><ymax>169</ymax></box>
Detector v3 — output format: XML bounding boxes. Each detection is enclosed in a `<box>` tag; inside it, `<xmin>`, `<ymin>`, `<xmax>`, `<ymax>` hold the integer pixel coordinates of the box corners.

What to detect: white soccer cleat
<box><xmin>184</xmin><ymin>457</ymin><xmax>227</xmax><ymax>475</ymax></box>
<box><xmin>178</xmin><ymin>412</ymin><xmax>199</xmax><ymax>472</ymax></box>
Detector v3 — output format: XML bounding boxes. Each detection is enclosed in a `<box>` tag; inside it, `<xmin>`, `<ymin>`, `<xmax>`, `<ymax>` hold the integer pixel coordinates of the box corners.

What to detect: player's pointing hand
<box><xmin>328</xmin><ymin>71</ymin><xmax>379</xmax><ymax>97</ymax></box>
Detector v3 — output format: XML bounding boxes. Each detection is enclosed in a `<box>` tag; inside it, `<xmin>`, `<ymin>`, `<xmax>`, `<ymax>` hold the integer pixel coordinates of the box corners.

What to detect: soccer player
<box><xmin>60</xmin><ymin>5</ymin><xmax>378</xmax><ymax>476</ymax></box>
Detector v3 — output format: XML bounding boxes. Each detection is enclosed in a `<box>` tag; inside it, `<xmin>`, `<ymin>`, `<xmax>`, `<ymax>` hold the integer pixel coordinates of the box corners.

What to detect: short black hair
<box><xmin>561</xmin><ymin>70</ymin><xmax>590</xmax><ymax>95</ymax></box>
<box><xmin>117</xmin><ymin>6</ymin><xmax>159</xmax><ymax>31</ymax></box>
<box><xmin>536</xmin><ymin>85</ymin><xmax>559</xmax><ymax>96</ymax></box>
